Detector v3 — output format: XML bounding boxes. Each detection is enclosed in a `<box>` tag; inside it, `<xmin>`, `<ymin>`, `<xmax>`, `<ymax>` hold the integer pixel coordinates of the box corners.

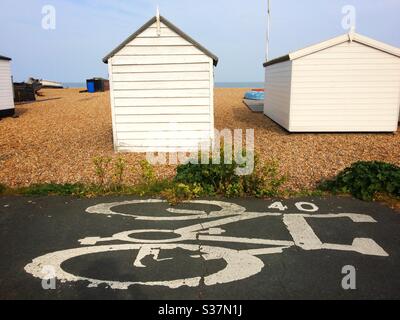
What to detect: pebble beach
<box><xmin>0</xmin><ymin>88</ymin><xmax>399</xmax><ymax>191</ymax></box>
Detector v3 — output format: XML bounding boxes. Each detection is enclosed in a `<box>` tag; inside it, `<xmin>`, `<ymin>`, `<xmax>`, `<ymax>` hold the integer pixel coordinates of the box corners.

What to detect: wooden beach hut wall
<box><xmin>263</xmin><ymin>31</ymin><xmax>400</xmax><ymax>132</ymax></box>
<box><xmin>0</xmin><ymin>55</ymin><xmax>15</xmax><ymax>117</ymax></box>
<box><xmin>103</xmin><ymin>15</ymin><xmax>218</xmax><ymax>152</ymax></box>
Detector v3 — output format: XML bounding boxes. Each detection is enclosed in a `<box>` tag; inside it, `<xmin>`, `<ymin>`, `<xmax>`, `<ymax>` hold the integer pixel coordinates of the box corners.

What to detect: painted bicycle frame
<box><xmin>25</xmin><ymin>200</ymin><xmax>388</xmax><ymax>290</ymax></box>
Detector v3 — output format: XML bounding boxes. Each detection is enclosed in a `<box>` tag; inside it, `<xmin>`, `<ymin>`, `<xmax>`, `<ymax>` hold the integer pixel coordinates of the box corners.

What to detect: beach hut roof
<box><xmin>0</xmin><ymin>55</ymin><xmax>11</xmax><ymax>61</ymax></box>
<box><xmin>103</xmin><ymin>15</ymin><xmax>219</xmax><ymax>66</ymax></box>
<box><xmin>263</xmin><ymin>31</ymin><xmax>400</xmax><ymax>67</ymax></box>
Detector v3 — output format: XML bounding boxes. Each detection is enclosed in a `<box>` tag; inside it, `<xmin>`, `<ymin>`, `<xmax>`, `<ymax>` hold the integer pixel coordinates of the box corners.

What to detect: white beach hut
<box><xmin>263</xmin><ymin>31</ymin><xmax>400</xmax><ymax>132</ymax></box>
<box><xmin>103</xmin><ymin>15</ymin><xmax>218</xmax><ymax>152</ymax></box>
<box><xmin>0</xmin><ymin>55</ymin><xmax>15</xmax><ymax>118</ymax></box>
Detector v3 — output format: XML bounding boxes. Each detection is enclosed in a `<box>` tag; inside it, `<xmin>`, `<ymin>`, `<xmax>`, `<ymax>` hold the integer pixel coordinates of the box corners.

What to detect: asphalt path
<box><xmin>0</xmin><ymin>195</ymin><xmax>399</xmax><ymax>300</ymax></box>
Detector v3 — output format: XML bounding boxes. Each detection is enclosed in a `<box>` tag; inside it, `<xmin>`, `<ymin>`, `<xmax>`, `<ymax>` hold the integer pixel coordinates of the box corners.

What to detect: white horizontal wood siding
<box><xmin>264</xmin><ymin>60</ymin><xmax>292</xmax><ymax>130</ymax></box>
<box><xmin>113</xmin><ymin>89</ymin><xmax>209</xmax><ymax>98</ymax></box>
<box><xmin>0</xmin><ymin>60</ymin><xmax>14</xmax><ymax>112</ymax></box>
<box><xmin>109</xmin><ymin>22</ymin><xmax>214</xmax><ymax>152</ymax></box>
<box><xmin>112</xmin><ymin>72</ymin><xmax>209</xmax><ymax>82</ymax></box>
<box><xmin>113</xmin><ymin>80</ymin><xmax>210</xmax><ymax>90</ymax></box>
<box><xmin>289</xmin><ymin>41</ymin><xmax>400</xmax><ymax>132</ymax></box>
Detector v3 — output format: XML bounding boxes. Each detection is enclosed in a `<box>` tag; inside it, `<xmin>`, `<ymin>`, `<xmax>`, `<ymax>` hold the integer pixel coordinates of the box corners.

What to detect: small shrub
<box><xmin>175</xmin><ymin>149</ymin><xmax>247</xmax><ymax>195</ymax></box>
<box><xmin>225</xmin><ymin>182</ymin><xmax>244</xmax><ymax>197</ymax></box>
<box><xmin>174</xmin><ymin>150</ymin><xmax>286</xmax><ymax>199</ymax></box>
<box><xmin>161</xmin><ymin>183</ymin><xmax>193</xmax><ymax>205</ymax></box>
<box><xmin>242</xmin><ymin>160</ymin><xmax>286</xmax><ymax>197</ymax></box>
<box><xmin>112</xmin><ymin>157</ymin><xmax>126</xmax><ymax>187</ymax></box>
<box><xmin>0</xmin><ymin>184</ymin><xmax>6</xmax><ymax>194</ymax></box>
<box><xmin>129</xmin><ymin>160</ymin><xmax>176</xmax><ymax>197</ymax></box>
<box><xmin>161</xmin><ymin>183</ymin><xmax>204</xmax><ymax>205</ymax></box>
<box><xmin>93</xmin><ymin>156</ymin><xmax>112</xmax><ymax>185</ymax></box>
<box><xmin>319</xmin><ymin>161</ymin><xmax>400</xmax><ymax>201</ymax></box>
<box><xmin>140</xmin><ymin>160</ymin><xmax>157</xmax><ymax>185</ymax></box>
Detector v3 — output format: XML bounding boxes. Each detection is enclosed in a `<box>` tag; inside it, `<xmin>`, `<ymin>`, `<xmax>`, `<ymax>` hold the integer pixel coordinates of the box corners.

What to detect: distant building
<box><xmin>0</xmin><ymin>55</ymin><xmax>15</xmax><ymax>117</ymax></box>
<box><xmin>263</xmin><ymin>31</ymin><xmax>400</xmax><ymax>132</ymax></box>
<box><xmin>103</xmin><ymin>15</ymin><xmax>218</xmax><ymax>152</ymax></box>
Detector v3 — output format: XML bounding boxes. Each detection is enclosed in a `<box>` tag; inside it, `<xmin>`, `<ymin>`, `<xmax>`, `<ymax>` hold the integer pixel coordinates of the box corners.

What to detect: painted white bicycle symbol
<box><xmin>25</xmin><ymin>200</ymin><xmax>388</xmax><ymax>290</ymax></box>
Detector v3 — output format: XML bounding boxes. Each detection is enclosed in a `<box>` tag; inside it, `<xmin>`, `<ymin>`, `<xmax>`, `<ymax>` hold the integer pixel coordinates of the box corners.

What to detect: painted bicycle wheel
<box><xmin>25</xmin><ymin>244</ymin><xmax>265</xmax><ymax>289</ymax></box>
<box><xmin>85</xmin><ymin>199</ymin><xmax>247</xmax><ymax>221</ymax></box>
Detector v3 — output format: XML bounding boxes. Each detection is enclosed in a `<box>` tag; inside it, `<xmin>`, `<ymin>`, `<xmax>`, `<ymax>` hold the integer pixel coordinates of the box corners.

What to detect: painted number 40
<box><xmin>268</xmin><ymin>201</ymin><xmax>319</xmax><ymax>212</ymax></box>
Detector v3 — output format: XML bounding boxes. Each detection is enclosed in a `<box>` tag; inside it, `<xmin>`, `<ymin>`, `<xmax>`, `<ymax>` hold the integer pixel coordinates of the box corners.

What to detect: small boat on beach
<box><xmin>244</xmin><ymin>90</ymin><xmax>265</xmax><ymax>100</ymax></box>
<box><xmin>27</xmin><ymin>77</ymin><xmax>64</xmax><ymax>89</ymax></box>
<box><xmin>243</xmin><ymin>89</ymin><xmax>265</xmax><ymax>113</ymax></box>
<box><xmin>40</xmin><ymin>79</ymin><xmax>64</xmax><ymax>89</ymax></box>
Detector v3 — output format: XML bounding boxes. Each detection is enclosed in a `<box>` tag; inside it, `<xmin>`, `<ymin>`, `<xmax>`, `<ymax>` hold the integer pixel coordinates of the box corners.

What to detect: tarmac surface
<box><xmin>0</xmin><ymin>195</ymin><xmax>399</xmax><ymax>300</ymax></box>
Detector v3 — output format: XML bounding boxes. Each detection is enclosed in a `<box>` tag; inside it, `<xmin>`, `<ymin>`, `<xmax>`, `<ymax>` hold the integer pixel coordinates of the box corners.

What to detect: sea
<box><xmin>63</xmin><ymin>82</ymin><xmax>264</xmax><ymax>89</ymax></box>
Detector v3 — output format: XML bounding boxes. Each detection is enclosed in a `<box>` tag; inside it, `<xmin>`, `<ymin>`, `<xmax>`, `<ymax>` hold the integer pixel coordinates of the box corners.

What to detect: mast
<box><xmin>266</xmin><ymin>0</ymin><xmax>271</xmax><ymax>61</ymax></box>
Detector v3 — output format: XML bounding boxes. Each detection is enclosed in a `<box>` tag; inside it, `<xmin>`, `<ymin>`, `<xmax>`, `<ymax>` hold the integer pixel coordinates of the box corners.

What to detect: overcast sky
<box><xmin>1</xmin><ymin>0</ymin><xmax>399</xmax><ymax>83</ymax></box>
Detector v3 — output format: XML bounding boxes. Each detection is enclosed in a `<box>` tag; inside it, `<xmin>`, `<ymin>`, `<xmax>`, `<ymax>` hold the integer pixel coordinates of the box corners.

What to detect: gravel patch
<box><xmin>0</xmin><ymin>88</ymin><xmax>399</xmax><ymax>191</ymax></box>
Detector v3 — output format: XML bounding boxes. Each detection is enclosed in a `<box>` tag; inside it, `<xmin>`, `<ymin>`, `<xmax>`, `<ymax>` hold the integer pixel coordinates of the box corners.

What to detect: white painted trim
<box><xmin>288</xmin><ymin>61</ymin><xmax>294</xmax><ymax>131</ymax></box>
<box><xmin>209</xmin><ymin>58</ymin><xmax>215</xmax><ymax>146</ymax></box>
<box><xmin>288</xmin><ymin>33</ymin><xmax>400</xmax><ymax>62</ymax></box>
<box><xmin>0</xmin><ymin>60</ymin><xmax>14</xmax><ymax>112</ymax></box>
<box><xmin>354</xmin><ymin>33</ymin><xmax>400</xmax><ymax>57</ymax></box>
<box><xmin>395</xmin><ymin>82</ymin><xmax>400</xmax><ymax>130</ymax></box>
<box><xmin>289</xmin><ymin>35</ymin><xmax>348</xmax><ymax>60</ymax></box>
<box><xmin>108</xmin><ymin>59</ymin><xmax>118</xmax><ymax>152</ymax></box>
<box><xmin>156</xmin><ymin>6</ymin><xmax>161</xmax><ymax>37</ymax></box>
